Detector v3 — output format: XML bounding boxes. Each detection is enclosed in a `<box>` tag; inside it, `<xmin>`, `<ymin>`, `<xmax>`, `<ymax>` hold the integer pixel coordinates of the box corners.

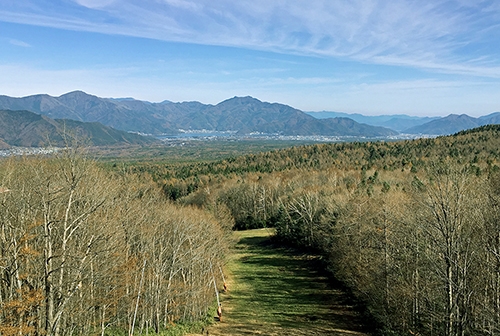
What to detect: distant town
<box><xmin>0</xmin><ymin>147</ymin><xmax>60</xmax><ymax>157</ymax></box>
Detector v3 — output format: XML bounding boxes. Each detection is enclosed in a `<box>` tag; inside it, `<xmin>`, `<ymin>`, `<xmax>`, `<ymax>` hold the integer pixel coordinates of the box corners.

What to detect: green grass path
<box><xmin>202</xmin><ymin>229</ymin><xmax>370</xmax><ymax>336</ymax></box>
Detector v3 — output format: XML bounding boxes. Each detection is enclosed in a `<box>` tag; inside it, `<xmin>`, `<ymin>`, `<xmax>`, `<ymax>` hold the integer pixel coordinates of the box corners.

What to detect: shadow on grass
<box><xmin>227</xmin><ymin>234</ymin><xmax>370</xmax><ymax>334</ymax></box>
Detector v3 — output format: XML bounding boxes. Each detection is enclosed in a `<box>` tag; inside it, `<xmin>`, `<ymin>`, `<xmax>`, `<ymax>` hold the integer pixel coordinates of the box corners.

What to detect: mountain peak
<box><xmin>444</xmin><ymin>114</ymin><xmax>476</xmax><ymax>120</ymax></box>
<box><xmin>59</xmin><ymin>90</ymin><xmax>97</xmax><ymax>99</ymax></box>
<box><xmin>219</xmin><ymin>96</ymin><xmax>262</xmax><ymax>105</ymax></box>
<box><xmin>405</xmin><ymin>113</ymin><xmax>480</xmax><ymax>135</ymax></box>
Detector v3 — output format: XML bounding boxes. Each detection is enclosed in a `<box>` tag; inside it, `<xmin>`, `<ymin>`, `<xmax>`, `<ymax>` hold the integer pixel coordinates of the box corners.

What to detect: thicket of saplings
<box><xmin>146</xmin><ymin>125</ymin><xmax>499</xmax><ymax>336</ymax></box>
<box><xmin>0</xmin><ymin>150</ymin><xmax>232</xmax><ymax>336</ymax></box>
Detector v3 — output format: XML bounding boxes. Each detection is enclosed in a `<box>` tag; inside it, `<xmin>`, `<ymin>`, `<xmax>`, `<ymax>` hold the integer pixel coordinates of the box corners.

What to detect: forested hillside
<box><xmin>2</xmin><ymin>126</ymin><xmax>500</xmax><ymax>336</ymax></box>
<box><xmin>0</xmin><ymin>150</ymin><xmax>231</xmax><ymax>336</ymax></box>
<box><xmin>0</xmin><ymin>109</ymin><xmax>158</xmax><ymax>147</ymax></box>
<box><xmin>134</xmin><ymin>125</ymin><xmax>500</xmax><ymax>335</ymax></box>
<box><xmin>138</xmin><ymin>125</ymin><xmax>500</xmax><ymax>204</ymax></box>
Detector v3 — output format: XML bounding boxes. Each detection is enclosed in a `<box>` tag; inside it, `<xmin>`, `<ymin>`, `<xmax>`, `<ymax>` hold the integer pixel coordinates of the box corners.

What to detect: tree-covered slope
<box><xmin>137</xmin><ymin>124</ymin><xmax>500</xmax><ymax>336</ymax></box>
<box><xmin>0</xmin><ymin>109</ymin><xmax>158</xmax><ymax>147</ymax></box>
<box><xmin>137</xmin><ymin>125</ymin><xmax>500</xmax><ymax>190</ymax></box>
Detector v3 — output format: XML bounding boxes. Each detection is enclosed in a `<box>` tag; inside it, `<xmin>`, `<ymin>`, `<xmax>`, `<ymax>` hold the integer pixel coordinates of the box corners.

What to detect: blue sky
<box><xmin>1</xmin><ymin>0</ymin><xmax>500</xmax><ymax>116</ymax></box>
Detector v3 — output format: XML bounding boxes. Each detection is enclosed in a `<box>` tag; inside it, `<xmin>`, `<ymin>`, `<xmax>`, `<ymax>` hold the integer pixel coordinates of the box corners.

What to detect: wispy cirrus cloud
<box><xmin>8</xmin><ymin>38</ymin><xmax>30</xmax><ymax>47</ymax></box>
<box><xmin>1</xmin><ymin>0</ymin><xmax>500</xmax><ymax>77</ymax></box>
<box><xmin>74</xmin><ymin>0</ymin><xmax>117</xmax><ymax>9</ymax></box>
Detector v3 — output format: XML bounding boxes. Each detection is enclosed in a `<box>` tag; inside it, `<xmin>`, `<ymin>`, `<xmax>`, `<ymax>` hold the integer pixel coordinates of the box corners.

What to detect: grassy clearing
<box><xmin>197</xmin><ymin>229</ymin><xmax>370</xmax><ymax>336</ymax></box>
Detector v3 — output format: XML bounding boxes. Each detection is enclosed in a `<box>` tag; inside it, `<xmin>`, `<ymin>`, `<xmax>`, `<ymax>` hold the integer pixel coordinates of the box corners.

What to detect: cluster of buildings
<box><xmin>0</xmin><ymin>147</ymin><xmax>60</xmax><ymax>157</ymax></box>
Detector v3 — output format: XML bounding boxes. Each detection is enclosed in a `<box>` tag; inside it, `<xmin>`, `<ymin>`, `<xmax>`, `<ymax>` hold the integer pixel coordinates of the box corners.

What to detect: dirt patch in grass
<box><xmin>193</xmin><ymin>229</ymin><xmax>371</xmax><ymax>336</ymax></box>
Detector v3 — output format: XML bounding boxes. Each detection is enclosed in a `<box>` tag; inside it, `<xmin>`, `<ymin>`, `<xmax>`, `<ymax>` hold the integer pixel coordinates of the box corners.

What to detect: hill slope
<box><xmin>479</xmin><ymin>112</ymin><xmax>500</xmax><ymax>125</ymax></box>
<box><xmin>0</xmin><ymin>109</ymin><xmax>158</xmax><ymax>147</ymax></box>
<box><xmin>404</xmin><ymin>114</ymin><xmax>480</xmax><ymax>135</ymax></box>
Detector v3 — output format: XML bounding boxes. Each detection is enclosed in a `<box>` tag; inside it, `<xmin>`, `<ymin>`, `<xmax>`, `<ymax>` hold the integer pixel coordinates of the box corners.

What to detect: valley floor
<box><xmin>195</xmin><ymin>229</ymin><xmax>371</xmax><ymax>336</ymax></box>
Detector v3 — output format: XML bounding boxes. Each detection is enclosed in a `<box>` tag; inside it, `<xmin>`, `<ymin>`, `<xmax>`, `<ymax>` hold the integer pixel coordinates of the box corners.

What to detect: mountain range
<box><xmin>307</xmin><ymin>111</ymin><xmax>500</xmax><ymax>135</ymax></box>
<box><xmin>305</xmin><ymin>111</ymin><xmax>441</xmax><ymax>131</ymax></box>
<box><xmin>0</xmin><ymin>91</ymin><xmax>499</xmax><ymax>146</ymax></box>
<box><xmin>403</xmin><ymin>113</ymin><xmax>500</xmax><ymax>135</ymax></box>
<box><xmin>0</xmin><ymin>91</ymin><xmax>397</xmax><ymax>137</ymax></box>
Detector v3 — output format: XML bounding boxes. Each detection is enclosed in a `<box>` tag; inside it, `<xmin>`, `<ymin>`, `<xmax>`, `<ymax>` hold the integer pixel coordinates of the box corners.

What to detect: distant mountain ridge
<box><xmin>0</xmin><ymin>92</ymin><xmax>397</xmax><ymax>137</ymax></box>
<box><xmin>307</xmin><ymin>111</ymin><xmax>500</xmax><ymax>135</ymax></box>
<box><xmin>404</xmin><ymin>113</ymin><xmax>500</xmax><ymax>135</ymax></box>
<box><xmin>306</xmin><ymin>111</ymin><xmax>440</xmax><ymax>131</ymax></box>
<box><xmin>0</xmin><ymin>91</ymin><xmax>498</xmax><ymax>137</ymax></box>
<box><xmin>0</xmin><ymin>109</ymin><xmax>158</xmax><ymax>148</ymax></box>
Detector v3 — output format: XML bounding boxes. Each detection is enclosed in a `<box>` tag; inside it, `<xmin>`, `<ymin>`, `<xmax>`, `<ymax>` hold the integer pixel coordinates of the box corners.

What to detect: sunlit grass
<box><xmin>206</xmin><ymin>229</ymin><xmax>369</xmax><ymax>336</ymax></box>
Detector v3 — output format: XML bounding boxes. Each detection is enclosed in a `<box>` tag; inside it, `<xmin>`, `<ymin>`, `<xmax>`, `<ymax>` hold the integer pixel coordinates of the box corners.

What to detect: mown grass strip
<box><xmin>204</xmin><ymin>229</ymin><xmax>370</xmax><ymax>336</ymax></box>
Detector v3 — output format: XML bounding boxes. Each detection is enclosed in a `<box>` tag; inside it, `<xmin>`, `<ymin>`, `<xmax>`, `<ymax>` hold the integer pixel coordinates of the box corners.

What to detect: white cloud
<box><xmin>160</xmin><ymin>0</ymin><xmax>200</xmax><ymax>11</ymax></box>
<box><xmin>73</xmin><ymin>0</ymin><xmax>117</xmax><ymax>9</ymax></box>
<box><xmin>8</xmin><ymin>38</ymin><xmax>30</xmax><ymax>47</ymax></box>
<box><xmin>1</xmin><ymin>1</ymin><xmax>500</xmax><ymax>78</ymax></box>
